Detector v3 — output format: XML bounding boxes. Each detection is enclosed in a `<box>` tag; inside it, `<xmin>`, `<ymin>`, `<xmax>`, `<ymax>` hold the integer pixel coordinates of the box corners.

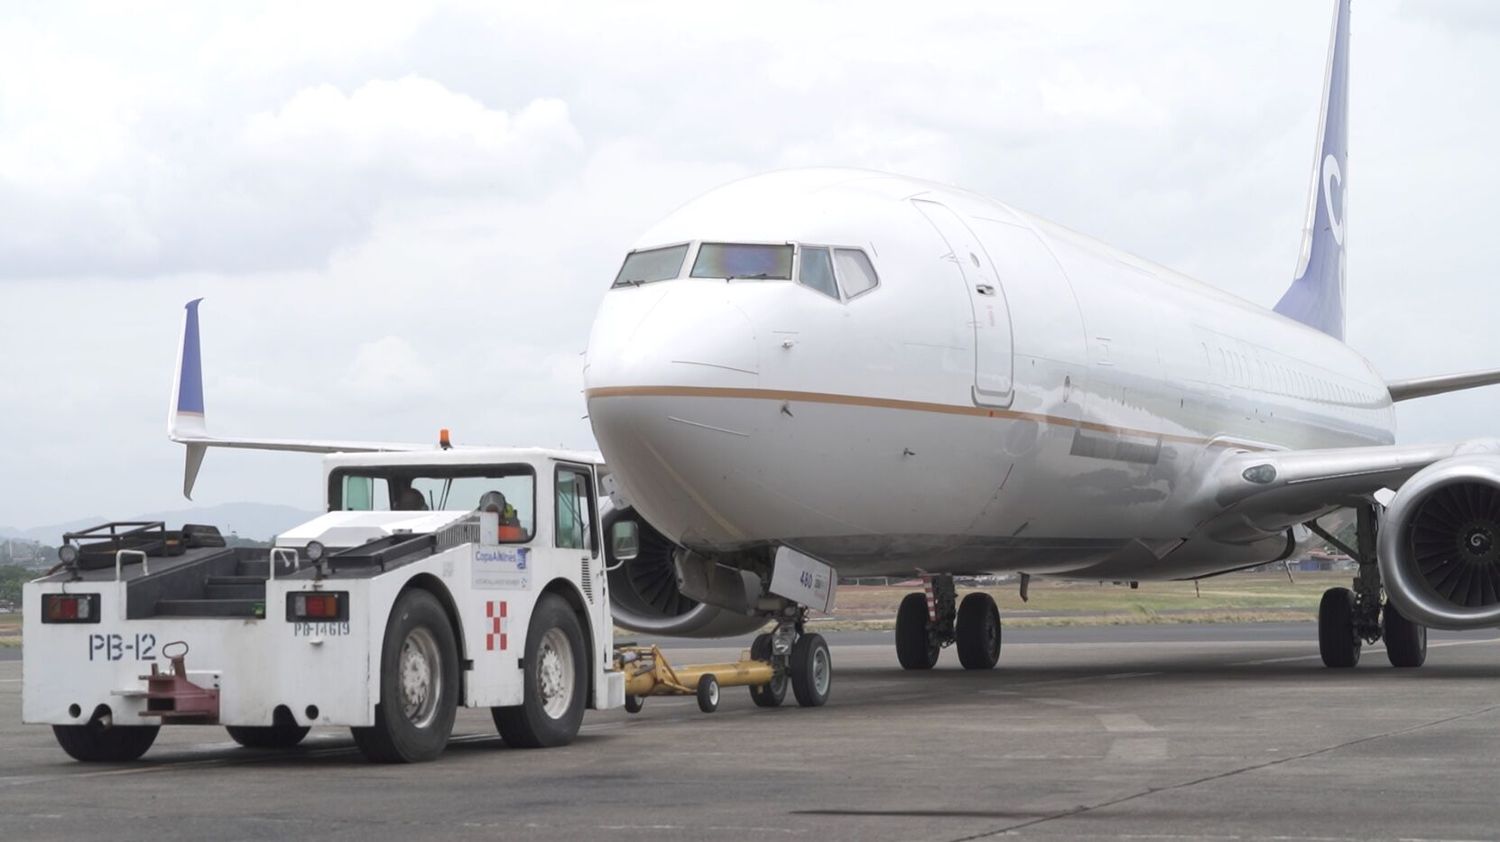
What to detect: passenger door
<box><xmin>913</xmin><ymin>199</ymin><xmax>1015</xmax><ymax>407</ymax></box>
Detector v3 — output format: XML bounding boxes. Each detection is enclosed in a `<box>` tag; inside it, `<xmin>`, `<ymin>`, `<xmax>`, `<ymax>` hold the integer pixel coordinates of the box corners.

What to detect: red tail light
<box><xmin>287</xmin><ymin>591</ymin><xmax>347</xmax><ymax>622</ymax></box>
<box><xmin>42</xmin><ymin>593</ymin><xmax>100</xmax><ymax>624</ymax></box>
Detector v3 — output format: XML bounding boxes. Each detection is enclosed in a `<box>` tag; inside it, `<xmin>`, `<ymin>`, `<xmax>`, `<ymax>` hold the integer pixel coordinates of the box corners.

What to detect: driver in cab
<box><xmin>478</xmin><ymin>491</ymin><xmax>526</xmax><ymax>541</ymax></box>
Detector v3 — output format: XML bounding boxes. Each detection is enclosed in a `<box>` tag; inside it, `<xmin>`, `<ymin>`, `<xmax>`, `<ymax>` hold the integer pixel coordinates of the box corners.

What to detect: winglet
<box><xmin>1274</xmin><ymin>0</ymin><xmax>1351</xmax><ymax>341</ymax></box>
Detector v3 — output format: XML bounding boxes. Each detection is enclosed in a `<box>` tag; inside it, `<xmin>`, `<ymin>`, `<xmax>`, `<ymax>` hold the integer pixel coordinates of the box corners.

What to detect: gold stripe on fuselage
<box><xmin>584</xmin><ymin>385</ymin><xmax>1254</xmax><ymax>451</ymax></box>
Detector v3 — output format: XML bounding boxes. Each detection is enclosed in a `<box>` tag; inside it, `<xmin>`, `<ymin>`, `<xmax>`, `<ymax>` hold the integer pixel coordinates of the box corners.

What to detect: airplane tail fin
<box><xmin>1274</xmin><ymin>0</ymin><xmax>1351</xmax><ymax>341</ymax></box>
<box><xmin>166</xmin><ymin>299</ymin><xmax>429</xmax><ymax>499</ymax></box>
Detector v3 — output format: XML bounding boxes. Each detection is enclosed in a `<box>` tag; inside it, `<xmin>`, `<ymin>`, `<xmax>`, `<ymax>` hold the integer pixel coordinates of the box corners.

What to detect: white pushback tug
<box><xmin>21</xmin><ymin>298</ymin><xmax>836</xmax><ymax>763</ymax></box>
<box><xmin>24</xmin><ymin>447</ymin><xmax>624</xmax><ymax>762</ymax></box>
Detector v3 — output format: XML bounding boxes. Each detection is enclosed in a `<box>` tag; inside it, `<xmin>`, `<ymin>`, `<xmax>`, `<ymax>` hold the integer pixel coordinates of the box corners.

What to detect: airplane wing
<box><xmin>1202</xmin><ymin>438</ymin><xmax>1500</xmax><ymax>542</ymax></box>
<box><xmin>168</xmin><ymin>299</ymin><xmax>432</xmax><ymax>498</ymax></box>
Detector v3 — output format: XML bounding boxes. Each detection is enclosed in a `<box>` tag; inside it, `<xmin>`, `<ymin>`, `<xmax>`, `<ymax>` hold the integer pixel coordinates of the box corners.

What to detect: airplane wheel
<box><xmin>895</xmin><ymin>592</ymin><xmax>939</xmax><ymax>670</ymax></box>
<box><xmin>1318</xmin><ymin>587</ymin><xmax>1361</xmax><ymax>668</ymax></box>
<box><xmin>493</xmin><ymin>594</ymin><xmax>589</xmax><ymax>748</ymax></box>
<box><xmin>53</xmin><ymin>716</ymin><xmax>159</xmax><ymax>762</ymax></box>
<box><xmin>955</xmin><ymin>592</ymin><xmax>1002</xmax><ymax>670</ymax></box>
<box><xmin>624</xmin><ymin>695</ymin><xmax>645</xmax><ymax>714</ymax></box>
<box><xmin>352</xmin><ymin>589</ymin><xmax>459</xmax><ymax>762</ymax></box>
<box><xmin>697</xmin><ymin>675</ymin><xmax>720</xmax><ymax>713</ymax></box>
<box><xmin>748</xmin><ymin>633</ymin><xmax>787</xmax><ymax>708</ymax></box>
<box><xmin>790</xmin><ymin>633</ymin><xmax>832</xmax><ymax>707</ymax></box>
<box><xmin>1383</xmin><ymin>602</ymin><xmax>1427</xmax><ymax>668</ymax></box>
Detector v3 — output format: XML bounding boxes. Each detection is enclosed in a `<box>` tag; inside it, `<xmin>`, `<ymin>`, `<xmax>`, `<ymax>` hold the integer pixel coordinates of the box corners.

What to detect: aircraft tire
<box><xmin>1318</xmin><ymin>587</ymin><xmax>1361</xmax><ymax>668</ymax></box>
<box><xmin>624</xmin><ymin>695</ymin><xmax>645</xmax><ymax>714</ymax></box>
<box><xmin>895</xmin><ymin>592</ymin><xmax>939</xmax><ymax>670</ymax></box>
<box><xmin>353</xmin><ymin>588</ymin><xmax>459</xmax><ymax>762</ymax></box>
<box><xmin>749</xmin><ymin>632</ymin><xmax>787</xmax><ymax>707</ymax></box>
<box><xmin>1383</xmin><ymin>602</ymin><xmax>1428</xmax><ymax>668</ymax></box>
<box><xmin>493</xmin><ymin>593</ymin><xmax>589</xmax><ymax>748</ymax></box>
<box><xmin>955</xmin><ymin>592</ymin><xmax>1002</xmax><ymax>670</ymax></box>
<box><xmin>53</xmin><ymin>719</ymin><xmax>159</xmax><ymax>762</ymax></box>
<box><xmin>790</xmin><ymin>633</ymin><xmax>832</xmax><ymax>707</ymax></box>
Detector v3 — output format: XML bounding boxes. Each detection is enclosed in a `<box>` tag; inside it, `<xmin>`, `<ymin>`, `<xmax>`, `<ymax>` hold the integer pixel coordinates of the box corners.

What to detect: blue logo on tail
<box><xmin>1274</xmin><ymin>0</ymin><xmax>1350</xmax><ymax>342</ymax></box>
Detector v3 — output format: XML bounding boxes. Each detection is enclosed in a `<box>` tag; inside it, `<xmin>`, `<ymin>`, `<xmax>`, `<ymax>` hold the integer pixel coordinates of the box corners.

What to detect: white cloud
<box><xmin>2</xmin><ymin>0</ymin><xmax>1499</xmax><ymax>528</ymax></box>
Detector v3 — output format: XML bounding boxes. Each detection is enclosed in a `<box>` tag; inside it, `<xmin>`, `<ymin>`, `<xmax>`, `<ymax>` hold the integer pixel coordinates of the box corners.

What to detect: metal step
<box><xmin>204</xmin><ymin>577</ymin><xmax>266</xmax><ymax>600</ymax></box>
<box><xmin>154</xmin><ymin>598</ymin><xmax>265</xmax><ymax>618</ymax></box>
<box><xmin>235</xmin><ymin>560</ymin><xmax>270</xmax><ymax>578</ymax></box>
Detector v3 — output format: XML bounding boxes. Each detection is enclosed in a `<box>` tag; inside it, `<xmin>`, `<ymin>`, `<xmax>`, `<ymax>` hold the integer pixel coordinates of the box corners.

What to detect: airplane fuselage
<box><xmin>585</xmin><ymin>168</ymin><xmax>1393</xmax><ymax>580</ymax></box>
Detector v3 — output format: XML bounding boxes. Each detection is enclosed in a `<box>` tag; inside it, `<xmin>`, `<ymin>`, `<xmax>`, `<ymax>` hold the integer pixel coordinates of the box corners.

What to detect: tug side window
<box><xmin>554</xmin><ymin>466</ymin><xmax>597</xmax><ymax>555</ymax></box>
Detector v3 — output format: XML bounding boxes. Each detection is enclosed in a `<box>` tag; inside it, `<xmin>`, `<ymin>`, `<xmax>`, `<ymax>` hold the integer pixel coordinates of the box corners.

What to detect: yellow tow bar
<box><xmin>613</xmin><ymin>644</ymin><xmax>781</xmax><ymax>713</ymax></box>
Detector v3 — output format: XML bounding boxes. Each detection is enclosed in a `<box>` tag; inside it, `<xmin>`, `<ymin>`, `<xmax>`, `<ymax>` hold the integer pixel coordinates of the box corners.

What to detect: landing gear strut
<box><xmin>1309</xmin><ymin>505</ymin><xmax>1427</xmax><ymax>669</ymax></box>
<box><xmin>895</xmin><ymin>575</ymin><xmax>1002</xmax><ymax>670</ymax></box>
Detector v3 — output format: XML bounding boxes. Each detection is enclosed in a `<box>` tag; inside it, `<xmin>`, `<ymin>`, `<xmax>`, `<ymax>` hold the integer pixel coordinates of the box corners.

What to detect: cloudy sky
<box><xmin>1</xmin><ymin>0</ymin><xmax>1497</xmax><ymax>529</ymax></box>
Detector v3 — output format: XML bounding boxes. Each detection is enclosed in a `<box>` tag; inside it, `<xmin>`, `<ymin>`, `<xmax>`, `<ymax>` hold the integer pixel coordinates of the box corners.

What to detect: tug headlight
<box><xmin>305</xmin><ymin>541</ymin><xmax>325</xmax><ymax>562</ymax></box>
<box><xmin>58</xmin><ymin>544</ymin><xmax>78</xmax><ymax>565</ymax></box>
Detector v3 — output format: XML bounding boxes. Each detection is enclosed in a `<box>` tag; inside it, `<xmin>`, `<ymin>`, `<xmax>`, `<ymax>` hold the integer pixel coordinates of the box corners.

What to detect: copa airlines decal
<box><xmin>1323</xmin><ymin>153</ymin><xmax>1344</xmax><ymax>246</ymax></box>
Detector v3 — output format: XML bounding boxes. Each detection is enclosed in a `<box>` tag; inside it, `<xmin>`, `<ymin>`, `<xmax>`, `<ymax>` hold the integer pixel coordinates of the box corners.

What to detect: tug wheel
<box><xmin>493</xmin><ymin>593</ymin><xmax>588</xmax><ymax>748</ymax></box>
<box><xmin>748</xmin><ymin>632</ymin><xmax>787</xmax><ymax>708</ymax></box>
<box><xmin>352</xmin><ymin>588</ymin><xmax>459</xmax><ymax>763</ymax></box>
<box><xmin>697</xmin><ymin>674</ymin><xmax>720</xmax><ymax>713</ymax></box>
<box><xmin>53</xmin><ymin>713</ymin><xmax>158</xmax><ymax>762</ymax></box>
<box><xmin>226</xmin><ymin>722</ymin><xmax>310</xmax><ymax>749</ymax></box>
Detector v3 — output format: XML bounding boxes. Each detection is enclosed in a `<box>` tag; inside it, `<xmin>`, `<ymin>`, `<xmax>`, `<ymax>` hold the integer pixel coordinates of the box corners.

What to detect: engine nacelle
<box><xmin>1379</xmin><ymin>455</ymin><xmax>1500</xmax><ymax>629</ymax></box>
<box><xmin>601</xmin><ymin>503</ymin><xmax>770</xmax><ymax>638</ymax></box>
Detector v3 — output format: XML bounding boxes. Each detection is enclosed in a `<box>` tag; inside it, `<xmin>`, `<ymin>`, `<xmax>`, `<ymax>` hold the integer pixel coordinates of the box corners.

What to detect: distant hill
<box><xmin>4</xmin><ymin>502</ymin><xmax>320</xmax><ymax>544</ymax></box>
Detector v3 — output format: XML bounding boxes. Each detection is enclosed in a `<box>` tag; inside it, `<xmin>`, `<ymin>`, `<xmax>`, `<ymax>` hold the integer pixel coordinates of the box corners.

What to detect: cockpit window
<box><xmin>797</xmin><ymin>247</ymin><xmax>839</xmax><ymax>299</ymax></box>
<box><xmin>690</xmin><ymin>243</ymin><xmax>794</xmax><ymax>280</ymax></box>
<box><xmin>834</xmin><ymin>248</ymin><xmax>879</xmax><ymax>298</ymax></box>
<box><xmin>613</xmin><ymin>244</ymin><xmax>689</xmax><ymax>287</ymax></box>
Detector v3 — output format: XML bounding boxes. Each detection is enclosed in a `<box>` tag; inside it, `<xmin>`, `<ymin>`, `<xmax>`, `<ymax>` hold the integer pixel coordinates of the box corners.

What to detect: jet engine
<box><xmin>601</xmin><ymin>503</ymin><xmax>769</xmax><ymax>638</ymax></box>
<box><xmin>1379</xmin><ymin>455</ymin><xmax>1500</xmax><ymax>629</ymax></box>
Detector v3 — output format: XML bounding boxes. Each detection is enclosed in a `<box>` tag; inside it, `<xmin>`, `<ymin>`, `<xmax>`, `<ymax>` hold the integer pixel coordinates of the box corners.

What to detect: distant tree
<box><xmin>0</xmin><ymin>565</ymin><xmax>32</xmax><ymax>606</ymax></box>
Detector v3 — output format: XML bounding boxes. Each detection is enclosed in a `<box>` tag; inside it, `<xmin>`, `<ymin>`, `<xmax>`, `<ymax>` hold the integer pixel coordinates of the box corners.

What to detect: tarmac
<box><xmin>4</xmin><ymin>622</ymin><xmax>1500</xmax><ymax>841</ymax></box>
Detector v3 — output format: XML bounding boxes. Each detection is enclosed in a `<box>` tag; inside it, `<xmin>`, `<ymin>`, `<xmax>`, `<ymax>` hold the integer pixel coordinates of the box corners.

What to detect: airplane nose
<box><xmin>585</xmin><ymin>283</ymin><xmax>759</xmax><ymax>392</ymax></box>
<box><xmin>584</xmin><ymin>283</ymin><xmax>760</xmax><ymax>547</ymax></box>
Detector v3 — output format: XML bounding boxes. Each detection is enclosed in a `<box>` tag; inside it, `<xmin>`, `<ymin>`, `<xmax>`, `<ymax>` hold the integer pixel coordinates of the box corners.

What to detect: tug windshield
<box><xmin>330</xmin><ymin>464</ymin><xmax>536</xmax><ymax>539</ymax></box>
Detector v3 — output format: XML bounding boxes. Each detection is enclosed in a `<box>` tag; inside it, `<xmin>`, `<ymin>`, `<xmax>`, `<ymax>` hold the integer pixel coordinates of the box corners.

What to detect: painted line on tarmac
<box><xmin>1104</xmin><ymin>737</ymin><xmax>1168</xmax><ymax>762</ymax></box>
<box><xmin>1097</xmin><ymin>713</ymin><xmax>1156</xmax><ymax>733</ymax></box>
<box><xmin>1234</xmin><ymin>637</ymin><xmax>1500</xmax><ymax>666</ymax></box>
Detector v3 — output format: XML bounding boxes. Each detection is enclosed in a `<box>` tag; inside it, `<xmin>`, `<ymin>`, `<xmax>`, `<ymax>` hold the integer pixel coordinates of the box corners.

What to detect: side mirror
<box><xmin>610</xmin><ymin>521</ymin><xmax>640</xmax><ymax>562</ymax></box>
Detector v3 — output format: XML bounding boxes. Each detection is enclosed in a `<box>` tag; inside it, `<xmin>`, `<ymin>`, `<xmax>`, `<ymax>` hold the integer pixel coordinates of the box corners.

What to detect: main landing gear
<box><xmin>1311</xmin><ymin>505</ymin><xmax>1428</xmax><ymax>669</ymax></box>
<box><xmin>895</xmin><ymin>574</ymin><xmax>1001</xmax><ymax>670</ymax></box>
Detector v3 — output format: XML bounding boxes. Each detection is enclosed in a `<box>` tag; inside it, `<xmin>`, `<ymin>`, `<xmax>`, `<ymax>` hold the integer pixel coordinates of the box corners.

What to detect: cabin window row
<box><xmin>612</xmin><ymin>242</ymin><xmax>879</xmax><ymax>301</ymax></box>
<box><xmin>1207</xmin><ymin>344</ymin><xmax>1378</xmax><ymax>407</ymax></box>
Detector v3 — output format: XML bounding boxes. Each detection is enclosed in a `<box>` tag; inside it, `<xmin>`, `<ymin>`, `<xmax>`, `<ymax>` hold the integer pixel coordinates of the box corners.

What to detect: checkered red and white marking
<box><xmin>485</xmin><ymin>601</ymin><xmax>509</xmax><ymax>651</ymax></box>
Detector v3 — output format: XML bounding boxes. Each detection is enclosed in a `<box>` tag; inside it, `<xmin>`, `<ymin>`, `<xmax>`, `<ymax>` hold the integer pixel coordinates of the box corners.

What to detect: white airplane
<box><xmin>580</xmin><ymin>0</ymin><xmax>1500</xmax><ymax>677</ymax></box>
<box><xmin>167</xmin><ymin>1</ymin><xmax>1500</xmax><ymax>695</ymax></box>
